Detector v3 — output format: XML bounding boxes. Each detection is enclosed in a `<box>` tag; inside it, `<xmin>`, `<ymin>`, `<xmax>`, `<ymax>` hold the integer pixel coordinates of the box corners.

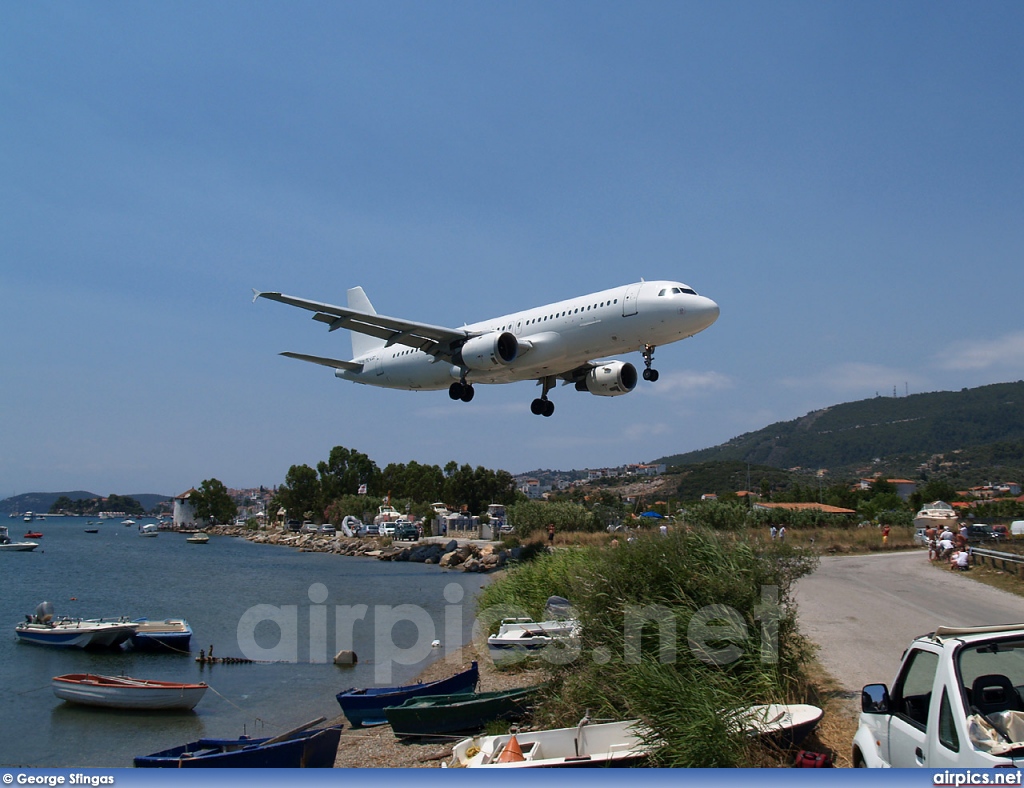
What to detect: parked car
<box><xmin>286</xmin><ymin>519</ymin><xmax>301</xmax><ymax>532</ymax></box>
<box><xmin>319</xmin><ymin>523</ymin><xmax>336</xmax><ymax>536</ymax></box>
<box><xmin>302</xmin><ymin>521</ymin><xmax>318</xmax><ymax>533</ymax></box>
<box><xmin>854</xmin><ymin>623</ymin><xmax>1024</xmax><ymax>767</ymax></box>
<box><xmin>913</xmin><ymin>527</ymin><xmax>929</xmax><ymax>547</ymax></box>
<box><xmin>993</xmin><ymin>524</ymin><xmax>1009</xmax><ymax>540</ymax></box>
<box><xmin>379</xmin><ymin>522</ymin><xmax>396</xmax><ymax>538</ymax></box>
<box><xmin>966</xmin><ymin>523</ymin><xmax>998</xmax><ymax>542</ymax></box>
<box><xmin>363</xmin><ymin>524</ymin><xmax>380</xmax><ymax>537</ymax></box>
<box><xmin>393</xmin><ymin>522</ymin><xmax>419</xmax><ymax>541</ymax></box>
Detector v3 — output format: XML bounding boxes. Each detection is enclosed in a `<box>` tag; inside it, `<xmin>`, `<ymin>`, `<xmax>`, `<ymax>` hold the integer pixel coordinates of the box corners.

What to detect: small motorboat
<box><xmin>134</xmin><ymin>718</ymin><xmax>342</xmax><ymax>768</ymax></box>
<box><xmin>84</xmin><ymin>528</ymin><xmax>99</xmax><ymax>533</ymax></box>
<box><xmin>734</xmin><ymin>703</ymin><xmax>823</xmax><ymax>748</ymax></box>
<box><xmin>487</xmin><ymin>618</ymin><xmax>578</xmax><ymax>666</ymax></box>
<box><xmin>16</xmin><ymin>615</ymin><xmax>136</xmax><ymax>650</ymax></box>
<box><xmin>337</xmin><ymin>661</ymin><xmax>479</xmax><ymax>727</ymax></box>
<box><xmin>138</xmin><ymin>523</ymin><xmax>159</xmax><ymax>537</ymax></box>
<box><xmin>52</xmin><ymin>673</ymin><xmax>208</xmax><ymax>711</ymax></box>
<box><xmin>185</xmin><ymin>534</ymin><xmax>209</xmax><ymax>544</ymax></box>
<box><xmin>450</xmin><ymin>718</ymin><xmax>652</xmax><ymax>768</ymax></box>
<box><xmin>130</xmin><ymin>618</ymin><xmax>193</xmax><ymax>652</ymax></box>
<box><xmin>0</xmin><ymin>524</ymin><xmax>38</xmax><ymax>552</ymax></box>
<box><xmin>385</xmin><ymin>685</ymin><xmax>542</xmax><ymax>738</ymax></box>
<box><xmin>24</xmin><ymin>530</ymin><xmax>43</xmax><ymax>538</ymax></box>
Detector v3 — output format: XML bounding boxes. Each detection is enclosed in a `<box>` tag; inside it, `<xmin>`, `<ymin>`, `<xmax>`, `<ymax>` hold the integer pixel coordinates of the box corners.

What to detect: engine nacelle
<box><xmin>575</xmin><ymin>361</ymin><xmax>638</xmax><ymax>397</ymax></box>
<box><xmin>454</xmin><ymin>331</ymin><xmax>518</xmax><ymax>370</ymax></box>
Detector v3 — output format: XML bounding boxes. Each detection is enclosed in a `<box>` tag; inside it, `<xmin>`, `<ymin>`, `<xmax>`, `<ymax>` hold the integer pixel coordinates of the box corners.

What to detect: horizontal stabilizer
<box><xmin>280</xmin><ymin>352</ymin><xmax>363</xmax><ymax>372</ymax></box>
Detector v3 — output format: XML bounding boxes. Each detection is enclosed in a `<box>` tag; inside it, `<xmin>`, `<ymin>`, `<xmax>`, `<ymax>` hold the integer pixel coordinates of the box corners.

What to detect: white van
<box><xmin>1010</xmin><ymin>520</ymin><xmax>1024</xmax><ymax>536</ymax></box>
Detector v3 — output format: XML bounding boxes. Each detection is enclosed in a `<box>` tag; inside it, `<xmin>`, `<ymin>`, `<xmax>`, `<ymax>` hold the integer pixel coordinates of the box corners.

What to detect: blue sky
<box><xmin>2</xmin><ymin>2</ymin><xmax>1023</xmax><ymax>499</ymax></box>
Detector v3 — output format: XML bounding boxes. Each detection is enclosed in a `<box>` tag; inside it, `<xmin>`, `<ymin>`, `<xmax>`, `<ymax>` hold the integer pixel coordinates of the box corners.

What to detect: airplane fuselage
<box><xmin>336</xmin><ymin>280</ymin><xmax>718</xmax><ymax>390</ymax></box>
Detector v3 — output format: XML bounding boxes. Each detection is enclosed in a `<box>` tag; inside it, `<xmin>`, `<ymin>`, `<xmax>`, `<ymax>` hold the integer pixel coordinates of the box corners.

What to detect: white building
<box><xmin>173</xmin><ymin>489</ymin><xmax>197</xmax><ymax>529</ymax></box>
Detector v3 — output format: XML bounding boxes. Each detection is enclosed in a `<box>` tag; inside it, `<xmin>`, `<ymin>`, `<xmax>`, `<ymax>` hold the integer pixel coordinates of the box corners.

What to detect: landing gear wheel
<box><xmin>531</xmin><ymin>398</ymin><xmax>544</xmax><ymax>415</ymax></box>
<box><xmin>642</xmin><ymin>344</ymin><xmax>659</xmax><ymax>382</ymax></box>
<box><xmin>543</xmin><ymin>399</ymin><xmax>554</xmax><ymax>417</ymax></box>
<box><xmin>449</xmin><ymin>382</ymin><xmax>464</xmax><ymax>400</ymax></box>
<box><xmin>460</xmin><ymin>385</ymin><xmax>475</xmax><ymax>403</ymax></box>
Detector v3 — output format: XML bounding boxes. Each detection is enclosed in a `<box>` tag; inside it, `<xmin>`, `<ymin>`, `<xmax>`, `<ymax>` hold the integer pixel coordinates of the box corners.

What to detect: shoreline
<box><xmin>330</xmin><ymin>640</ymin><xmax>547</xmax><ymax>768</ymax></box>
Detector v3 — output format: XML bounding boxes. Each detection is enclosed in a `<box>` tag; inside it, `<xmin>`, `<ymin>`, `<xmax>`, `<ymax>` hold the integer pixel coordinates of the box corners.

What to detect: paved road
<box><xmin>794</xmin><ymin>550</ymin><xmax>1024</xmax><ymax>692</ymax></box>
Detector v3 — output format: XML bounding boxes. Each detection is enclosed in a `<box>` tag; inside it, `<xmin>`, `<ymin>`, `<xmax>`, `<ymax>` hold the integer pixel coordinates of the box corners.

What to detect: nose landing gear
<box><xmin>642</xmin><ymin>344</ymin><xmax>660</xmax><ymax>382</ymax></box>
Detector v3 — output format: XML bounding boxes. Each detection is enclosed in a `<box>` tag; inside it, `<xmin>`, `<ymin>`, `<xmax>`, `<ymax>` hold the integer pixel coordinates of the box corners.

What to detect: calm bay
<box><xmin>0</xmin><ymin>517</ymin><xmax>490</xmax><ymax>767</ymax></box>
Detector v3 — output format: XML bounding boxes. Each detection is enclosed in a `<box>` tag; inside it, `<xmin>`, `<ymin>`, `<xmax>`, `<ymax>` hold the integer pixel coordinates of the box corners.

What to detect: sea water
<box><xmin>0</xmin><ymin>517</ymin><xmax>490</xmax><ymax>767</ymax></box>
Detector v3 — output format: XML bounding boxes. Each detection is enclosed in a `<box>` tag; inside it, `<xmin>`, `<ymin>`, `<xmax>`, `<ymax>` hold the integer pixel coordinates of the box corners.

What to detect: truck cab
<box><xmin>854</xmin><ymin>623</ymin><xmax>1024</xmax><ymax>767</ymax></box>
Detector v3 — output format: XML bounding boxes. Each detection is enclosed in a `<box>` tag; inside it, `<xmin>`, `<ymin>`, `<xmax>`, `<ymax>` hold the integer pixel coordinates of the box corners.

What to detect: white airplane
<box><xmin>253</xmin><ymin>279</ymin><xmax>719</xmax><ymax>417</ymax></box>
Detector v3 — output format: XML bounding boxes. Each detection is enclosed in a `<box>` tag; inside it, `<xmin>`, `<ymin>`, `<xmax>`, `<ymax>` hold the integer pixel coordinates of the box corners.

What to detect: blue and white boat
<box><xmin>129</xmin><ymin>618</ymin><xmax>193</xmax><ymax>652</ymax></box>
<box><xmin>135</xmin><ymin>719</ymin><xmax>342</xmax><ymax>768</ymax></box>
<box><xmin>15</xmin><ymin>602</ymin><xmax>136</xmax><ymax>649</ymax></box>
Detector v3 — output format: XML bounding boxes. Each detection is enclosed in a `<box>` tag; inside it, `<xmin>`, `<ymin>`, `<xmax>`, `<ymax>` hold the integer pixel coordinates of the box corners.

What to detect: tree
<box><xmin>278</xmin><ymin>464</ymin><xmax>321</xmax><ymax>522</ymax></box>
<box><xmin>318</xmin><ymin>446</ymin><xmax>382</xmax><ymax>503</ymax></box>
<box><xmin>190</xmin><ymin>478</ymin><xmax>236</xmax><ymax>524</ymax></box>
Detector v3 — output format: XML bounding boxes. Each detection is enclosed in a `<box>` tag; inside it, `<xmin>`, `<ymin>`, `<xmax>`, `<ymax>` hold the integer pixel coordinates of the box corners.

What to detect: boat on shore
<box><xmin>337</xmin><ymin>661</ymin><xmax>479</xmax><ymax>727</ymax></box>
<box><xmin>0</xmin><ymin>525</ymin><xmax>38</xmax><ymax>552</ymax></box>
<box><xmin>913</xmin><ymin>500</ymin><xmax>960</xmax><ymax>530</ymax></box>
<box><xmin>130</xmin><ymin>618</ymin><xmax>192</xmax><ymax>652</ymax></box>
<box><xmin>734</xmin><ymin>703</ymin><xmax>823</xmax><ymax>748</ymax></box>
<box><xmin>52</xmin><ymin>673</ymin><xmax>208</xmax><ymax>711</ymax></box>
<box><xmin>450</xmin><ymin>718</ymin><xmax>651</xmax><ymax>768</ymax></box>
<box><xmin>134</xmin><ymin>718</ymin><xmax>342</xmax><ymax>768</ymax></box>
<box><xmin>487</xmin><ymin>618</ymin><xmax>578</xmax><ymax>666</ymax></box>
<box><xmin>386</xmin><ymin>685</ymin><xmax>542</xmax><ymax>738</ymax></box>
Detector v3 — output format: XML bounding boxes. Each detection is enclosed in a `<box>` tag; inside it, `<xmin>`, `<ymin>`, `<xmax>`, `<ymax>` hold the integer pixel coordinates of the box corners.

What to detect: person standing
<box><xmin>882</xmin><ymin>524</ymin><xmax>891</xmax><ymax>545</ymax></box>
<box><xmin>770</xmin><ymin>525</ymin><xmax>778</xmax><ymax>540</ymax></box>
<box><xmin>546</xmin><ymin>522</ymin><xmax>555</xmax><ymax>544</ymax></box>
<box><xmin>779</xmin><ymin>526</ymin><xmax>786</xmax><ymax>541</ymax></box>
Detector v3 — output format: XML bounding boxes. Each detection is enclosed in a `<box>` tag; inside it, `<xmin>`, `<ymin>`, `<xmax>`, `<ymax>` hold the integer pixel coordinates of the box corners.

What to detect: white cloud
<box><xmin>936</xmin><ymin>331</ymin><xmax>1024</xmax><ymax>372</ymax></box>
<box><xmin>638</xmin><ymin>370</ymin><xmax>733</xmax><ymax>399</ymax></box>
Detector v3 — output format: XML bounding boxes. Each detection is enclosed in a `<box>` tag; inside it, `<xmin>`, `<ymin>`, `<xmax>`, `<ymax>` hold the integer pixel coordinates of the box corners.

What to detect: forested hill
<box><xmin>1</xmin><ymin>491</ymin><xmax>171</xmax><ymax>514</ymax></box>
<box><xmin>657</xmin><ymin>381</ymin><xmax>1024</xmax><ymax>475</ymax></box>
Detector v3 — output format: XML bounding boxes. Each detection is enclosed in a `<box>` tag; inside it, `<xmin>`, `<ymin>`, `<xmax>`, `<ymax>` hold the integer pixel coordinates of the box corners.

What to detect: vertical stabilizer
<box><xmin>347</xmin><ymin>286</ymin><xmax>386</xmax><ymax>358</ymax></box>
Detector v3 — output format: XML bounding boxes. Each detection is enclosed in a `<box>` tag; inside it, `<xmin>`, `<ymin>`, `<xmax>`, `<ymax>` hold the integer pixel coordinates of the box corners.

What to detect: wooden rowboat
<box><xmin>385</xmin><ymin>685</ymin><xmax>541</xmax><ymax>738</ymax></box>
<box><xmin>52</xmin><ymin>673</ymin><xmax>208</xmax><ymax>710</ymax></box>
<box><xmin>337</xmin><ymin>660</ymin><xmax>478</xmax><ymax>727</ymax></box>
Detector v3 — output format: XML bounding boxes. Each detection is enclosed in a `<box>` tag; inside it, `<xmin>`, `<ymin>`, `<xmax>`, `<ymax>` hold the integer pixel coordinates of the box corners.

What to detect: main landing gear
<box><xmin>449</xmin><ymin>380</ymin><xmax>475</xmax><ymax>402</ymax></box>
<box><xmin>530</xmin><ymin>376</ymin><xmax>555</xmax><ymax>417</ymax></box>
<box><xmin>642</xmin><ymin>344</ymin><xmax>660</xmax><ymax>382</ymax></box>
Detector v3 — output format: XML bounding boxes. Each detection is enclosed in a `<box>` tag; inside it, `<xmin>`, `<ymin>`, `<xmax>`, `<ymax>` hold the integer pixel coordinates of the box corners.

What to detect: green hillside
<box><xmin>657</xmin><ymin>381</ymin><xmax>1024</xmax><ymax>480</ymax></box>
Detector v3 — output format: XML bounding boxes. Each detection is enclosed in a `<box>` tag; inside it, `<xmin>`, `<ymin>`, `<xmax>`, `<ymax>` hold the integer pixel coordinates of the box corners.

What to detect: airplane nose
<box><xmin>700</xmin><ymin>296</ymin><xmax>720</xmax><ymax>328</ymax></box>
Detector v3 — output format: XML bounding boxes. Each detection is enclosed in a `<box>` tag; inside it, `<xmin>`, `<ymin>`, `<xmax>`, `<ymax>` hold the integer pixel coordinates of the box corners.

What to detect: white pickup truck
<box><xmin>854</xmin><ymin>623</ymin><xmax>1024</xmax><ymax>767</ymax></box>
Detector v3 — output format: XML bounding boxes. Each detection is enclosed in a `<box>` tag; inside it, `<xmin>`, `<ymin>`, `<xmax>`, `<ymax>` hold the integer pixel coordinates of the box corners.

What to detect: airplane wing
<box><xmin>279</xmin><ymin>352</ymin><xmax>364</xmax><ymax>372</ymax></box>
<box><xmin>253</xmin><ymin>290</ymin><xmax>468</xmax><ymax>360</ymax></box>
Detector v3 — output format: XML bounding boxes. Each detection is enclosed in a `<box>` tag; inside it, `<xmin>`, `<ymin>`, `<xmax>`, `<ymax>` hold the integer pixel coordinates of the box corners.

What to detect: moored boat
<box><xmin>185</xmin><ymin>533</ymin><xmax>209</xmax><ymax>544</ymax></box>
<box><xmin>130</xmin><ymin>618</ymin><xmax>193</xmax><ymax>652</ymax></box>
<box><xmin>138</xmin><ymin>523</ymin><xmax>158</xmax><ymax>537</ymax></box>
<box><xmin>0</xmin><ymin>525</ymin><xmax>38</xmax><ymax>552</ymax></box>
<box><xmin>52</xmin><ymin>673</ymin><xmax>208</xmax><ymax>710</ymax></box>
<box><xmin>450</xmin><ymin>718</ymin><xmax>651</xmax><ymax>767</ymax></box>
<box><xmin>24</xmin><ymin>530</ymin><xmax>43</xmax><ymax>538</ymax></box>
<box><xmin>16</xmin><ymin>618</ymin><xmax>136</xmax><ymax>649</ymax></box>
<box><xmin>337</xmin><ymin>661</ymin><xmax>479</xmax><ymax>727</ymax></box>
<box><xmin>134</xmin><ymin>719</ymin><xmax>342</xmax><ymax>768</ymax></box>
<box><xmin>386</xmin><ymin>685</ymin><xmax>542</xmax><ymax>738</ymax></box>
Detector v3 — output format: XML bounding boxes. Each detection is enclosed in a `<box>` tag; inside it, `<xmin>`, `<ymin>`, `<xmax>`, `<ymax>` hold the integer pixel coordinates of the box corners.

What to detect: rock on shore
<box><xmin>206</xmin><ymin>527</ymin><xmax>509</xmax><ymax>572</ymax></box>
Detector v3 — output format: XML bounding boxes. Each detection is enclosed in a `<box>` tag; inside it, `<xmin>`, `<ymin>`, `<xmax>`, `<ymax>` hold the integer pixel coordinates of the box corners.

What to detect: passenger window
<box><xmin>938</xmin><ymin>689</ymin><xmax>959</xmax><ymax>752</ymax></box>
<box><xmin>894</xmin><ymin>649</ymin><xmax>940</xmax><ymax>729</ymax></box>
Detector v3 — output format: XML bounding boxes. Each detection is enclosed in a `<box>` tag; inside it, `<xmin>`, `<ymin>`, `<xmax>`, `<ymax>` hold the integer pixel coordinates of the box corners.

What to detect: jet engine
<box><xmin>575</xmin><ymin>361</ymin><xmax>638</xmax><ymax>397</ymax></box>
<box><xmin>454</xmin><ymin>331</ymin><xmax>518</xmax><ymax>370</ymax></box>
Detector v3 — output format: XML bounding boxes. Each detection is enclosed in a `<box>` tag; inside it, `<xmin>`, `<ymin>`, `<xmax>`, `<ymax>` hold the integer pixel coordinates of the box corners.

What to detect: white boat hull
<box><xmin>15</xmin><ymin>620</ymin><xmax>136</xmax><ymax>649</ymax></box>
<box><xmin>452</xmin><ymin>720</ymin><xmax>650</xmax><ymax>767</ymax></box>
<box><xmin>0</xmin><ymin>541</ymin><xmax>38</xmax><ymax>551</ymax></box>
<box><xmin>52</xmin><ymin>674</ymin><xmax>207</xmax><ymax>710</ymax></box>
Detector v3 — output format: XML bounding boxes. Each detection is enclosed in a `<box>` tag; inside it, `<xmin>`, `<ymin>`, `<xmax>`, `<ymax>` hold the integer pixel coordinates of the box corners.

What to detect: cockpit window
<box><xmin>658</xmin><ymin>286</ymin><xmax>698</xmax><ymax>296</ymax></box>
